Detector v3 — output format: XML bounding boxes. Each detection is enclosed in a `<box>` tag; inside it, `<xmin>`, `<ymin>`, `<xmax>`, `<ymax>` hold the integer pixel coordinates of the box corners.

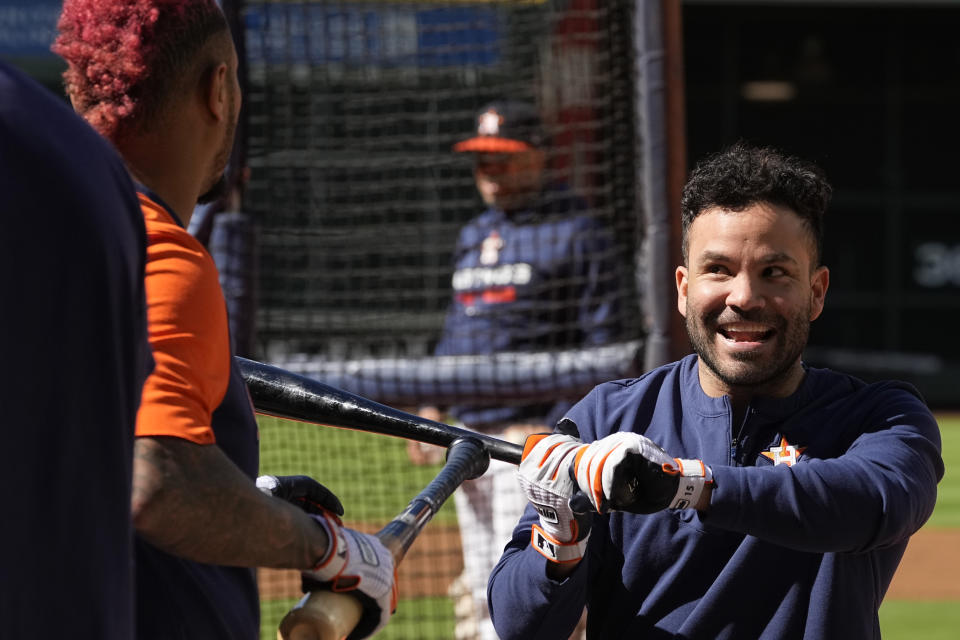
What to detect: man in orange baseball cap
<box><xmin>415</xmin><ymin>100</ymin><xmax>620</xmax><ymax>640</ymax></box>
<box><xmin>453</xmin><ymin>101</ymin><xmax>549</xmax><ymax>214</ymax></box>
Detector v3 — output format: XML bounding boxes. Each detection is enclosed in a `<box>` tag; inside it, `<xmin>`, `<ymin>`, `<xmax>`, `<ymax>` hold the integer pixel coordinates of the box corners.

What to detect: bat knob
<box><xmin>277</xmin><ymin>590</ymin><xmax>363</xmax><ymax>640</ymax></box>
<box><xmin>446</xmin><ymin>437</ymin><xmax>489</xmax><ymax>479</ymax></box>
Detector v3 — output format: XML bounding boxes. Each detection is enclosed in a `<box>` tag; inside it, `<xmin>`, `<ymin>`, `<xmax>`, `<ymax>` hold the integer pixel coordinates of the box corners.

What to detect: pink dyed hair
<box><xmin>53</xmin><ymin>0</ymin><xmax>227</xmax><ymax>142</ymax></box>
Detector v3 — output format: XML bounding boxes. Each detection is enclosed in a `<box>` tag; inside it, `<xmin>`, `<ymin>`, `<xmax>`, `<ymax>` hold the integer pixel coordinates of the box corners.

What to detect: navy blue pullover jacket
<box><xmin>489</xmin><ymin>355</ymin><xmax>943</xmax><ymax>639</ymax></box>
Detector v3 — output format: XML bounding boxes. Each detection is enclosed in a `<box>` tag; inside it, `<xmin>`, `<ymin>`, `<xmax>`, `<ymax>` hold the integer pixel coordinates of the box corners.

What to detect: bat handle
<box><xmin>277</xmin><ymin>590</ymin><xmax>363</xmax><ymax>640</ymax></box>
<box><xmin>278</xmin><ymin>534</ymin><xmax>404</xmax><ymax>640</ymax></box>
<box><xmin>277</xmin><ymin>439</ymin><xmax>488</xmax><ymax>640</ymax></box>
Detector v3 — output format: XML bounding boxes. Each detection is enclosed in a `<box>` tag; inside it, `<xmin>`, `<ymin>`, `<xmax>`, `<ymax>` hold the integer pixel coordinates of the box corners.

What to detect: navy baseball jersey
<box><xmin>133</xmin><ymin>187</ymin><xmax>261</xmax><ymax>640</ymax></box>
<box><xmin>489</xmin><ymin>354</ymin><xmax>943</xmax><ymax>639</ymax></box>
<box><xmin>0</xmin><ymin>61</ymin><xmax>152</xmax><ymax>639</ymax></box>
<box><xmin>435</xmin><ymin>190</ymin><xmax>622</xmax><ymax>428</ymax></box>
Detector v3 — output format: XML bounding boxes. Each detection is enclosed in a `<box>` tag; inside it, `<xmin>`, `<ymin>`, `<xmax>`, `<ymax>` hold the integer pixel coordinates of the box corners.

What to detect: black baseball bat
<box><xmin>277</xmin><ymin>438</ymin><xmax>490</xmax><ymax>640</ymax></box>
<box><xmin>236</xmin><ymin>357</ymin><xmax>523</xmax><ymax>465</ymax></box>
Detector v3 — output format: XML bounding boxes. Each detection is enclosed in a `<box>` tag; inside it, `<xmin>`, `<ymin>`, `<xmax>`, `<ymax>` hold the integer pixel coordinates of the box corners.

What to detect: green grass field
<box><xmin>879</xmin><ymin>601</ymin><xmax>960</xmax><ymax>640</ymax></box>
<box><xmin>258</xmin><ymin>416</ymin><xmax>456</xmax><ymax>525</ymax></box>
<box><xmin>261</xmin><ymin>596</ymin><xmax>454</xmax><ymax>640</ymax></box>
<box><xmin>922</xmin><ymin>415</ymin><xmax>960</xmax><ymax>529</ymax></box>
<box><xmin>258</xmin><ymin>414</ymin><xmax>959</xmax><ymax>639</ymax></box>
<box><xmin>258</xmin><ymin>416</ymin><xmax>458</xmax><ymax>639</ymax></box>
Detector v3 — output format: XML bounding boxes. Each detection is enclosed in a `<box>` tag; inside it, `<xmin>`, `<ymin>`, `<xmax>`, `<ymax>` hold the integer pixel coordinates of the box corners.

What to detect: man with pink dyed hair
<box><xmin>54</xmin><ymin>2</ymin><xmax>396</xmax><ymax>639</ymax></box>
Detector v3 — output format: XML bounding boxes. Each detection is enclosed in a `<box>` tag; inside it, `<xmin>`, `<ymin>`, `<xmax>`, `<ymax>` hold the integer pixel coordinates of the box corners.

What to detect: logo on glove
<box><xmin>351</xmin><ymin>529</ymin><xmax>381</xmax><ymax>566</ymax></box>
<box><xmin>532</xmin><ymin>502</ymin><xmax>560</xmax><ymax>524</ymax></box>
<box><xmin>534</xmin><ymin>530</ymin><xmax>557</xmax><ymax>557</ymax></box>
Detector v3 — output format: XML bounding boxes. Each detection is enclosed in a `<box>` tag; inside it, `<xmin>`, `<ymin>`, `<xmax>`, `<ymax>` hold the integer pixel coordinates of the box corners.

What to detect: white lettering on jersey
<box><xmin>452</xmin><ymin>263</ymin><xmax>533</xmax><ymax>291</ymax></box>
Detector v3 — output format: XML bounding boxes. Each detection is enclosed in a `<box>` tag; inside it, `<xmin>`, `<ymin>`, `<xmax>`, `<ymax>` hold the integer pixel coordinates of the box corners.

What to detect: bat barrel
<box><xmin>378</xmin><ymin>437</ymin><xmax>489</xmax><ymax>561</ymax></box>
<box><xmin>237</xmin><ymin>356</ymin><xmax>523</xmax><ymax>464</ymax></box>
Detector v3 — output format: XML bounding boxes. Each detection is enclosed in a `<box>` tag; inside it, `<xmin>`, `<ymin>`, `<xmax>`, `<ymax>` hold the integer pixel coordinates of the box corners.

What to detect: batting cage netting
<box><xmin>214</xmin><ymin>1</ymin><xmax>676</xmax><ymax>637</ymax></box>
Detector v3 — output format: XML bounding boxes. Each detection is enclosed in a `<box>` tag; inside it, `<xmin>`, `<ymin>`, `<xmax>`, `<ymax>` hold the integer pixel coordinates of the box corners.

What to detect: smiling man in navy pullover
<box><xmin>494</xmin><ymin>142</ymin><xmax>944</xmax><ymax>640</ymax></box>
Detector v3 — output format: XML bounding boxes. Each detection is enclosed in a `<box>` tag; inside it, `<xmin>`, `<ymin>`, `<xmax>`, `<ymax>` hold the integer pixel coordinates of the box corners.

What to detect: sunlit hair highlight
<box><xmin>680</xmin><ymin>142</ymin><xmax>832</xmax><ymax>267</ymax></box>
<box><xmin>53</xmin><ymin>0</ymin><xmax>227</xmax><ymax>142</ymax></box>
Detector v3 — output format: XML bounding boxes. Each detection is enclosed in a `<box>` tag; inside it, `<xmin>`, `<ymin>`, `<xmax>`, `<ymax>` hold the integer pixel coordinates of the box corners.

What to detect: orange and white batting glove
<box><xmin>573</xmin><ymin>432</ymin><xmax>714</xmax><ymax>514</ymax></box>
<box><xmin>301</xmin><ymin>511</ymin><xmax>398</xmax><ymax>640</ymax></box>
<box><xmin>518</xmin><ymin>434</ymin><xmax>594</xmax><ymax>564</ymax></box>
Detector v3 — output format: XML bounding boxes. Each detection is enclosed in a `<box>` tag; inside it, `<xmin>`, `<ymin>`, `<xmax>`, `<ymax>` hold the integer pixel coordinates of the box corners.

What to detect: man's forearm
<box><xmin>489</xmin><ymin>546</ymin><xmax>588</xmax><ymax>640</ymax></box>
<box><xmin>132</xmin><ymin>436</ymin><xmax>328</xmax><ymax>569</ymax></box>
<box><xmin>546</xmin><ymin>558</ymin><xmax>580</xmax><ymax>580</ymax></box>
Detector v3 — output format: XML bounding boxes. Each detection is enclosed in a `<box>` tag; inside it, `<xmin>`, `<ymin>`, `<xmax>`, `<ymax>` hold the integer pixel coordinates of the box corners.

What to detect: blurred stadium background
<box><xmin>3</xmin><ymin>0</ymin><xmax>958</xmax><ymax>638</ymax></box>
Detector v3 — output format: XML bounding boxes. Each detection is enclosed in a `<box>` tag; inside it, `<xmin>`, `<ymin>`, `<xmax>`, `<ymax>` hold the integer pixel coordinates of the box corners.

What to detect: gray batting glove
<box><xmin>301</xmin><ymin>511</ymin><xmax>397</xmax><ymax>640</ymax></box>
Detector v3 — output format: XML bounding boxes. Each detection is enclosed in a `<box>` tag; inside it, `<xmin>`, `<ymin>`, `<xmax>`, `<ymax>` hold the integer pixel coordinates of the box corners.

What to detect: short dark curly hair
<box><xmin>53</xmin><ymin>0</ymin><xmax>228</xmax><ymax>143</ymax></box>
<box><xmin>680</xmin><ymin>142</ymin><xmax>832</xmax><ymax>266</ymax></box>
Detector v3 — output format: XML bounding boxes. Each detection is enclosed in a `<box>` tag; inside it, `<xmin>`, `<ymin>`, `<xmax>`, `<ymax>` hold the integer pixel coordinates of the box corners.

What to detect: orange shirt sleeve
<box><xmin>135</xmin><ymin>195</ymin><xmax>230</xmax><ymax>444</ymax></box>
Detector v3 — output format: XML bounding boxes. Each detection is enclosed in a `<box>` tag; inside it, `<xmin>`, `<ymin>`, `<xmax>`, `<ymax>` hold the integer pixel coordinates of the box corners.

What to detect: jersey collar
<box><xmin>133</xmin><ymin>182</ymin><xmax>186</xmax><ymax>229</ymax></box>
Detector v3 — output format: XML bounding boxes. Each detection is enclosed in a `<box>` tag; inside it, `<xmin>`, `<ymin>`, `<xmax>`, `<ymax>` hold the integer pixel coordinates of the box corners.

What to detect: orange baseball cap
<box><xmin>453</xmin><ymin>100</ymin><xmax>545</xmax><ymax>153</ymax></box>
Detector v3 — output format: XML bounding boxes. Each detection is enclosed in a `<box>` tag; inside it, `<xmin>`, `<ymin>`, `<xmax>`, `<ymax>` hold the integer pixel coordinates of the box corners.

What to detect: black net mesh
<box><xmin>231</xmin><ymin>1</ymin><xmax>646</xmax><ymax>638</ymax></box>
<box><xmin>241</xmin><ymin>1</ymin><xmax>642</xmax><ymax>374</ymax></box>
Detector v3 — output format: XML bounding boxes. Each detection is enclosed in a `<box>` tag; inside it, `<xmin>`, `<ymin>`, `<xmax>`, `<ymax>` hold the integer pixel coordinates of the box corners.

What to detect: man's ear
<box><xmin>204</xmin><ymin>62</ymin><xmax>229</xmax><ymax>123</ymax></box>
<box><xmin>676</xmin><ymin>265</ymin><xmax>689</xmax><ymax>318</ymax></box>
<box><xmin>808</xmin><ymin>265</ymin><xmax>829</xmax><ymax>322</ymax></box>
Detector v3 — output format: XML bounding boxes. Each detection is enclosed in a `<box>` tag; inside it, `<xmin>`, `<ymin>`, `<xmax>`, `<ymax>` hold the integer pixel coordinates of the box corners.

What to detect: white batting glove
<box><xmin>574</xmin><ymin>432</ymin><xmax>713</xmax><ymax>514</ymax></box>
<box><xmin>517</xmin><ymin>434</ymin><xmax>593</xmax><ymax>563</ymax></box>
<box><xmin>302</xmin><ymin>511</ymin><xmax>397</xmax><ymax>640</ymax></box>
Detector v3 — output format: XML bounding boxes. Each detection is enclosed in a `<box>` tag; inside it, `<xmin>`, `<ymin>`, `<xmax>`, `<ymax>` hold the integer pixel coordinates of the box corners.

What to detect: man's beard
<box><xmin>686</xmin><ymin>305</ymin><xmax>811</xmax><ymax>390</ymax></box>
<box><xmin>198</xmin><ymin>92</ymin><xmax>238</xmax><ymax>206</ymax></box>
<box><xmin>197</xmin><ymin>173</ymin><xmax>227</xmax><ymax>204</ymax></box>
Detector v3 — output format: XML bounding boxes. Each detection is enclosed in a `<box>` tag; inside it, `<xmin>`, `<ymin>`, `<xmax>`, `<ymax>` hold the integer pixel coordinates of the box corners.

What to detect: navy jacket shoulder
<box><xmin>1</xmin><ymin>61</ymin><xmax>152</xmax><ymax>640</ymax></box>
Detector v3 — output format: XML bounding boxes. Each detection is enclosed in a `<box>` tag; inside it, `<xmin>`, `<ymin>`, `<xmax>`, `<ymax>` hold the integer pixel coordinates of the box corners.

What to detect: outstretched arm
<box><xmin>568</xmin><ymin>386</ymin><xmax>942</xmax><ymax>554</ymax></box>
<box><xmin>707</xmin><ymin>401</ymin><xmax>942</xmax><ymax>553</ymax></box>
<box><xmin>132</xmin><ymin>435</ymin><xmax>328</xmax><ymax>569</ymax></box>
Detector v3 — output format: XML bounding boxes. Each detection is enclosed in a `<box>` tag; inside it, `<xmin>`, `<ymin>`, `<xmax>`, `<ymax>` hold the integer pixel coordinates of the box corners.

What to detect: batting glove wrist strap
<box><xmin>531</xmin><ymin>523</ymin><xmax>590</xmax><ymax>563</ymax></box>
<box><xmin>663</xmin><ymin>458</ymin><xmax>714</xmax><ymax>510</ymax></box>
<box><xmin>308</xmin><ymin>510</ymin><xmax>345</xmax><ymax>575</ymax></box>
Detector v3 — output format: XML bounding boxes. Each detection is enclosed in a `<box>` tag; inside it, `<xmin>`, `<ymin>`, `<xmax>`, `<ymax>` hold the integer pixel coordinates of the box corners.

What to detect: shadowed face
<box><xmin>473</xmin><ymin>149</ymin><xmax>545</xmax><ymax>212</ymax></box>
<box><xmin>198</xmin><ymin>38</ymin><xmax>241</xmax><ymax>204</ymax></box>
<box><xmin>676</xmin><ymin>202</ymin><xmax>829</xmax><ymax>399</ymax></box>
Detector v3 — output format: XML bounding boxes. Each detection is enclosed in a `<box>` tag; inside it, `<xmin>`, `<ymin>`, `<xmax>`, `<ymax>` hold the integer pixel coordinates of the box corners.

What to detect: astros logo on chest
<box><xmin>480</xmin><ymin>231</ymin><xmax>503</xmax><ymax>266</ymax></box>
<box><xmin>761</xmin><ymin>436</ymin><xmax>806</xmax><ymax>467</ymax></box>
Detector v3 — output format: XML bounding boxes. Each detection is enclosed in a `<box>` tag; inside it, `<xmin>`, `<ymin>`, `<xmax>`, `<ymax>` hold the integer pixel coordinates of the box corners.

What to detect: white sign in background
<box><xmin>914</xmin><ymin>242</ymin><xmax>960</xmax><ymax>288</ymax></box>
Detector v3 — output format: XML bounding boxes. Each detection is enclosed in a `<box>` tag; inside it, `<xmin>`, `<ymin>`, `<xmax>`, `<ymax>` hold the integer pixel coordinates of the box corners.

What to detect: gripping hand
<box><xmin>256</xmin><ymin>474</ymin><xmax>345</xmax><ymax>516</ymax></box>
<box><xmin>574</xmin><ymin>432</ymin><xmax>713</xmax><ymax>514</ymax></box>
<box><xmin>302</xmin><ymin>511</ymin><xmax>398</xmax><ymax>640</ymax></box>
<box><xmin>518</xmin><ymin>434</ymin><xmax>594</xmax><ymax>563</ymax></box>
